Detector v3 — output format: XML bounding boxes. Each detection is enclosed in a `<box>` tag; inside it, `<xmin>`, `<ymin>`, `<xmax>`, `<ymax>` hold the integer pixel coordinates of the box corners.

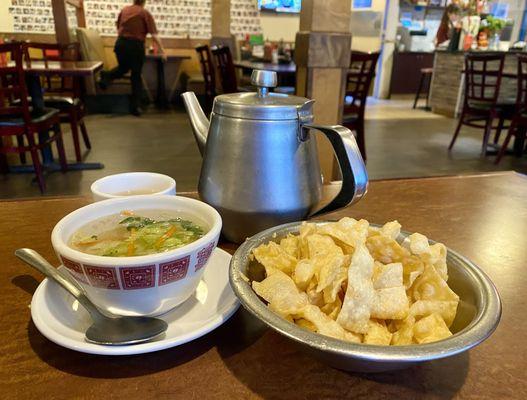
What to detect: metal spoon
<box><xmin>15</xmin><ymin>248</ymin><xmax>168</xmax><ymax>346</ymax></box>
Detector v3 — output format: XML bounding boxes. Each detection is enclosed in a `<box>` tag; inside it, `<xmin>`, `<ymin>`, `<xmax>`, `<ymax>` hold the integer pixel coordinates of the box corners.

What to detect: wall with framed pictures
<box><xmin>0</xmin><ymin>0</ymin><xmax>262</xmax><ymax>40</ymax></box>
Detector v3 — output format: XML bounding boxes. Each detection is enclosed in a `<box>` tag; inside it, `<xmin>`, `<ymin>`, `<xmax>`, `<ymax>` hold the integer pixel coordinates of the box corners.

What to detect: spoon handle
<box><xmin>15</xmin><ymin>248</ymin><xmax>104</xmax><ymax>320</ymax></box>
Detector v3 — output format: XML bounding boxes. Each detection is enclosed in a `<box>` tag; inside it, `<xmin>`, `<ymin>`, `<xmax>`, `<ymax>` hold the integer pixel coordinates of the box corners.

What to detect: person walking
<box><xmin>99</xmin><ymin>0</ymin><xmax>166</xmax><ymax>116</ymax></box>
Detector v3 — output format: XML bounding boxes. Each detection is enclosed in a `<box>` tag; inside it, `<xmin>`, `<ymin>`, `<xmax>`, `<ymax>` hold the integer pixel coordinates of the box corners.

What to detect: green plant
<box><xmin>480</xmin><ymin>15</ymin><xmax>508</xmax><ymax>35</ymax></box>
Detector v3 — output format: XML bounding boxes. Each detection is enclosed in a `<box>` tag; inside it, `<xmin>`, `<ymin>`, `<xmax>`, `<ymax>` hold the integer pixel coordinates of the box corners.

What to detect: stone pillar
<box><xmin>210</xmin><ymin>0</ymin><xmax>236</xmax><ymax>53</ymax></box>
<box><xmin>51</xmin><ymin>0</ymin><xmax>71</xmax><ymax>45</ymax></box>
<box><xmin>295</xmin><ymin>0</ymin><xmax>352</xmax><ymax>182</ymax></box>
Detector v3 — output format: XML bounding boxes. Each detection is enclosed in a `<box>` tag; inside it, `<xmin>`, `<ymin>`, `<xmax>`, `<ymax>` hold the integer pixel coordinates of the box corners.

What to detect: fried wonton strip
<box><xmin>409</xmin><ymin>300</ymin><xmax>458</xmax><ymax>327</ymax></box>
<box><xmin>316</xmin><ymin>217</ymin><xmax>370</xmax><ymax>249</ymax></box>
<box><xmin>364</xmin><ymin>320</ymin><xmax>392</xmax><ymax>345</ymax></box>
<box><xmin>252</xmin><ymin>241</ymin><xmax>298</xmax><ymax>276</ymax></box>
<box><xmin>406</xmin><ymin>233</ymin><xmax>448</xmax><ymax>281</ymax></box>
<box><xmin>317</xmin><ymin>254</ymin><xmax>347</xmax><ymax>298</ymax></box>
<box><xmin>413</xmin><ymin>313</ymin><xmax>452</xmax><ymax>344</ymax></box>
<box><xmin>380</xmin><ymin>221</ymin><xmax>401</xmax><ymax>241</ymax></box>
<box><xmin>320</xmin><ymin>297</ymin><xmax>342</xmax><ymax>320</ymax></box>
<box><xmin>373</xmin><ymin>262</ymin><xmax>403</xmax><ymax>289</ymax></box>
<box><xmin>300</xmin><ymin>304</ymin><xmax>361</xmax><ymax>343</ymax></box>
<box><xmin>371</xmin><ymin>286</ymin><xmax>409</xmax><ymax>320</ymax></box>
<box><xmin>366</xmin><ymin>234</ymin><xmax>411</xmax><ymax>265</ymax></box>
<box><xmin>336</xmin><ymin>244</ymin><xmax>375</xmax><ymax>334</ymax></box>
<box><xmin>293</xmin><ymin>259</ymin><xmax>316</xmax><ymax>291</ymax></box>
<box><xmin>411</xmin><ymin>264</ymin><xmax>459</xmax><ymax>304</ymax></box>
<box><xmin>401</xmin><ymin>255</ymin><xmax>424</xmax><ymax>289</ymax></box>
<box><xmin>252</xmin><ymin>271</ymin><xmax>308</xmax><ymax>318</ymax></box>
<box><xmin>279</xmin><ymin>235</ymin><xmax>300</xmax><ymax>259</ymax></box>
<box><xmin>391</xmin><ymin>316</ymin><xmax>416</xmax><ymax>345</ymax></box>
<box><xmin>298</xmin><ymin>222</ymin><xmax>316</xmax><ymax>259</ymax></box>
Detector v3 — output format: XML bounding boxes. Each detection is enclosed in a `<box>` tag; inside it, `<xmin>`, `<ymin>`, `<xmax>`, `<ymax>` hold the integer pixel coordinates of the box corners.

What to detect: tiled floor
<box><xmin>1</xmin><ymin>98</ymin><xmax>525</xmax><ymax>199</ymax></box>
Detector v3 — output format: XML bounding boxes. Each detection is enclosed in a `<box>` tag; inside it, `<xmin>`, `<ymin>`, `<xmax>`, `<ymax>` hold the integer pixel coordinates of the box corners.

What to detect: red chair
<box><xmin>495</xmin><ymin>54</ymin><xmax>527</xmax><ymax>164</ymax></box>
<box><xmin>23</xmin><ymin>42</ymin><xmax>91</xmax><ymax>162</ymax></box>
<box><xmin>0</xmin><ymin>42</ymin><xmax>67</xmax><ymax>192</ymax></box>
<box><xmin>449</xmin><ymin>52</ymin><xmax>514</xmax><ymax>157</ymax></box>
<box><xmin>342</xmin><ymin>51</ymin><xmax>380</xmax><ymax>161</ymax></box>
<box><xmin>195</xmin><ymin>45</ymin><xmax>217</xmax><ymax>112</ymax></box>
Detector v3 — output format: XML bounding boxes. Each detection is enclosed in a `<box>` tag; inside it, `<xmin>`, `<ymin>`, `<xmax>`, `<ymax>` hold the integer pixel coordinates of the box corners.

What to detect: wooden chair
<box><xmin>0</xmin><ymin>42</ymin><xmax>67</xmax><ymax>192</ymax></box>
<box><xmin>23</xmin><ymin>42</ymin><xmax>91</xmax><ymax>162</ymax></box>
<box><xmin>211</xmin><ymin>46</ymin><xmax>239</xmax><ymax>94</ymax></box>
<box><xmin>495</xmin><ymin>54</ymin><xmax>527</xmax><ymax>164</ymax></box>
<box><xmin>195</xmin><ymin>45</ymin><xmax>216</xmax><ymax>112</ymax></box>
<box><xmin>342</xmin><ymin>51</ymin><xmax>380</xmax><ymax>161</ymax></box>
<box><xmin>448</xmin><ymin>52</ymin><xmax>514</xmax><ymax>157</ymax></box>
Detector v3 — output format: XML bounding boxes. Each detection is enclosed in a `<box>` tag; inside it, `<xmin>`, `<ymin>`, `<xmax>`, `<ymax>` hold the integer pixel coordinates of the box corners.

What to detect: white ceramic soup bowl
<box><xmin>51</xmin><ymin>195</ymin><xmax>222</xmax><ymax>317</ymax></box>
<box><xmin>91</xmin><ymin>172</ymin><xmax>176</xmax><ymax>202</ymax></box>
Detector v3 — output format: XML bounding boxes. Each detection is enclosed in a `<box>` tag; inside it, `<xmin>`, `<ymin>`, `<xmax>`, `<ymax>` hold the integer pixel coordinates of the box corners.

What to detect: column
<box><xmin>210</xmin><ymin>0</ymin><xmax>235</xmax><ymax>53</ymax></box>
<box><xmin>295</xmin><ymin>0</ymin><xmax>352</xmax><ymax>182</ymax></box>
<box><xmin>51</xmin><ymin>0</ymin><xmax>70</xmax><ymax>45</ymax></box>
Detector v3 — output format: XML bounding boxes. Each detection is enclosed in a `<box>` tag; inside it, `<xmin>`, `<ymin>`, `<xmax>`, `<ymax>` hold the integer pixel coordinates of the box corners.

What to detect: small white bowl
<box><xmin>51</xmin><ymin>195</ymin><xmax>222</xmax><ymax>317</ymax></box>
<box><xmin>91</xmin><ymin>172</ymin><xmax>176</xmax><ymax>202</ymax></box>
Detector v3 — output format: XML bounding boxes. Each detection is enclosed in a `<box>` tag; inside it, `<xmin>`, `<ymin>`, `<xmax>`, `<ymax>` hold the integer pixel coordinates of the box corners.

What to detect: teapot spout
<box><xmin>181</xmin><ymin>91</ymin><xmax>210</xmax><ymax>156</ymax></box>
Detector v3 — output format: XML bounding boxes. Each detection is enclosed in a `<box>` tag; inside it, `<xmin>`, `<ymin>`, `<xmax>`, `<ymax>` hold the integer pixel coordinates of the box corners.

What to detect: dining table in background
<box><xmin>143</xmin><ymin>54</ymin><xmax>190</xmax><ymax>109</ymax></box>
<box><xmin>234</xmin><ymin>60</ymin><xmax>296</xmax><ymax>89</ymax></box>
<box><xmin>8</xmin><ymin>59</ymin><xmax>105</xmax><ymax>172</ymax></box>
<box><xmin>1</xmin><ymin>171</ymin><xmax>526</xmax><ymax>399</ymax></box>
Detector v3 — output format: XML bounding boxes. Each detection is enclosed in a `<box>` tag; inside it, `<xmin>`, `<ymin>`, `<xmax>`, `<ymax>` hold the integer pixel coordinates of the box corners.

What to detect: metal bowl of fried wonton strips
<box><xmin>229</xmin><ymin>221</ymin><xmax>502</xmax><ymax>373</ymax></box>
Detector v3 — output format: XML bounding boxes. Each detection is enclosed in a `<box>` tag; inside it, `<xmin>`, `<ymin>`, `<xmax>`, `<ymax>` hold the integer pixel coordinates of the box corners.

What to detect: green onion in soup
<box><xmin>69</xmin><ymin>211</ymin><xmax>206</xmax><ymax>257</ymax></box>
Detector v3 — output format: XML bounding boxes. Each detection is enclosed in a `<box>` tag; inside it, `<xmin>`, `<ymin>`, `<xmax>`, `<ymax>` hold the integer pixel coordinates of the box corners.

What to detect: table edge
<box><xmin>1</xmin><ymin>171</ymin><xmax>522</xmax><ymax>204</ymax></box>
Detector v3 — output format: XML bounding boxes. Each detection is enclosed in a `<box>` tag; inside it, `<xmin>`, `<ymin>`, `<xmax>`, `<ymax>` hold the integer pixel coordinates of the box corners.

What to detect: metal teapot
<box><xmin>182</xmin><ymin>70</ymin><xmax>368</xmax><ymax>243</ymax></box>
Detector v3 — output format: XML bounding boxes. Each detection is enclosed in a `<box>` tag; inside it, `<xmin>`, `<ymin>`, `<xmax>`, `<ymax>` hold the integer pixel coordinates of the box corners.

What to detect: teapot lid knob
<box><xmin>251</xmin><ymin>70</ymin><xmax>277</xmax><ymax>98</ymax></box>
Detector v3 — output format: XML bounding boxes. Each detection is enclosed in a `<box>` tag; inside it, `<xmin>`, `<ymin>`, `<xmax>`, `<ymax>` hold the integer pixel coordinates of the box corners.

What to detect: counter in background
<box><xmin>429</xmin><ymin>50</ymin><xmax>518</xmax><ymax>117</ymax></box>
<box><xmin>389</xmin><ymin>51</ymin><xmax>435</xmax><ymax>96</ymax></box>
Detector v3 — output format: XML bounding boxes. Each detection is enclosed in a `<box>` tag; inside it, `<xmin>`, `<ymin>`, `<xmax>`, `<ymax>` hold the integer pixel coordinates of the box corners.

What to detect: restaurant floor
<box><xmin>1</xmin><ymin>97</ymin><xmax>526</xmax><ymax>199</ymax></box>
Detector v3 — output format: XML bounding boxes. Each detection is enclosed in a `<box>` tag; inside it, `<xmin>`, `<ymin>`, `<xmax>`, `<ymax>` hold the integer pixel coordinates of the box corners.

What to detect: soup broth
<box><xmin>69</xmin><ymin>210</ymin><xmax>207</xmax><ymax>257</ymax></box>
<box><xmin>113</xmin><ymin>188</ymin><xmax>162</xmax><ymax>196</ymax></box>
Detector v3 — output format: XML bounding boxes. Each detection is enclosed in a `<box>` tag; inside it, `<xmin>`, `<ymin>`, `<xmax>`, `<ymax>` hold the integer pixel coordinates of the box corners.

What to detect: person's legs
<box><xmin>99</xmin><ymin>37</ymin><xmax>131</xmax><ymax>88</ymax></box>
<box><xmin>129</xmin><ymin>41</ymin><xmax>145</xmax><ymax>114</ymax></box>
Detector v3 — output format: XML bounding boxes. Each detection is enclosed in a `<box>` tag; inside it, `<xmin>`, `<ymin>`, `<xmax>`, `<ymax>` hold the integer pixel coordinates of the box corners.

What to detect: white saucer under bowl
<box><xmin>30</xmin><ymin>248</ymin><xmax>239</xmax><ymax>355</ymax></box>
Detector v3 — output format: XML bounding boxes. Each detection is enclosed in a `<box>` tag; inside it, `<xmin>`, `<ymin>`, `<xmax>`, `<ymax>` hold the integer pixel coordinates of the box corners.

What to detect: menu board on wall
<box><xmin>4</xmin><ymin>0</ymin><xmax>262</xmax><ymax>40</ymax></box>
<box><xmin>85</xmin><ymin>0</ymin><xmax>212</xmax><ymax>38</ymax></box>
<box><xmin>7</xmin><ymin>0</ymin><xmax>77</xmax><ymax>34</ymax></box>
<box><xmin>231</xmin><ymin>0</ymin><xmax>262</xmax><ymax>39</ymax></box>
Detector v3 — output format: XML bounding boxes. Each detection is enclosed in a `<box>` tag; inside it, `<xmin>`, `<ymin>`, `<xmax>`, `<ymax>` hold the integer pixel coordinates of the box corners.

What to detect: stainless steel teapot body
<box><xmin>182</xmin><ymin>70</ymin><xmax>368</xmax><ymax>243</ymax></box>
<box><xmin>200</xmin><ymin>113</ymin><xmax>323</xmax><ymax>242</ymax></box>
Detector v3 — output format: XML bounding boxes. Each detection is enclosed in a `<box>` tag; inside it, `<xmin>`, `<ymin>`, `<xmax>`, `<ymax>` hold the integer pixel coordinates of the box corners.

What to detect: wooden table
<box><xmin>144</xmin><ymin>55</ymin><xmax>190</xmax><ymax>109</ymax></box>
<box><xmin>2</xmin><ymin>172</ymin><xmax>526</xmax><ymax>399</ymax></box>
<box><xmin>234</xmin><ymin>60</ymin><xmax>297</xmax><ymax>75</ymax></box>
<box><xmin>9</xmin><ymin>60</ymin><xmax>104</xmax><ymax>172</ymax></box>
<box><xmin>21</xmin><ymin>60</ymin><xmax>104</xmax><ymax>78</ymax></box>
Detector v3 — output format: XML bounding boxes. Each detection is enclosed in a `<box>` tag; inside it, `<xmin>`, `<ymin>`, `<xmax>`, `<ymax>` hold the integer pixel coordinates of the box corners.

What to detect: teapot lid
<box><xmin>212</xmin><ymin>70</ymin><xmax>314</xmax><ymax>121</ymax></box>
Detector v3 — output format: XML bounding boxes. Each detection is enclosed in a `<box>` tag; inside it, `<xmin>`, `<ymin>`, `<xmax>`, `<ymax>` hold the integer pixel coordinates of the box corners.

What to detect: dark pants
<box><xmin>106</xmin><ymin>36</ymin><xmax>145</xmax><ymax>109</ymax></box>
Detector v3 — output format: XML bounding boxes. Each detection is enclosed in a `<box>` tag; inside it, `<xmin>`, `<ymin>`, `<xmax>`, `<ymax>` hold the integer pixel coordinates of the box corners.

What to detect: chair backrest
<box><xmin>0</xmin><ymin>43</ymin><xmax>31</xmax><ymax>124</ymax></box>
<box><xmin>464</xmin><ymin>52</ymin><xmax>505</xmax><ymax>106</ymax></box>
<box><xmin>23</xmin><ymin>42</ymin><xmax>81</xmax><ymax>96</ymax></box>
<box><xmin>211</xmin><ymin>46</ymin><xmax>238</xmax><ymax>94</ymax></box>
<box><xmin>516</xmin><ymin>54</ymin><xmax>527</xmax><ymax>114</ymax></box>
<box><xmin>344</xmin><ymin>51</ymin><xmax>380</xmax><ymax>114</ymax></box>
<box><xmin>76</xmin><ymin>28</ymin><xmax>108</xmax><ymax>67</ymax></box>
<box><xmin>195</xmin><ymin>45</ymin><xmax>216</xmax><ymax>98</ymax></box>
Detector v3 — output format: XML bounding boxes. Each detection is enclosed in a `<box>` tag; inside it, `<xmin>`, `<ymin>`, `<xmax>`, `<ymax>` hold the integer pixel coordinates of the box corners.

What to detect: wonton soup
<box><xmin>69</xmin><ymin>210</ymin><xmax>207</xmax><ymax>257</ymax></box>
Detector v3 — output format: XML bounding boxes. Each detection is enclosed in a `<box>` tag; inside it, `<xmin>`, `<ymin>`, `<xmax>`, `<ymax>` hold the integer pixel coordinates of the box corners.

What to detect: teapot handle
<box><xmin>303</xmin><ymin>123</ymin><xmax>368</xmax><ymax>216</ymax></box>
